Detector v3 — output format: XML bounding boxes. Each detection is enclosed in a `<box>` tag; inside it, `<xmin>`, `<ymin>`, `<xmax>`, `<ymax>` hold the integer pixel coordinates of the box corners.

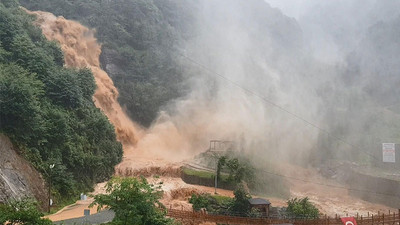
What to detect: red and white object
<box><xmin>341</xmin><ymin>217</ymin><xmax>358</xmax><ymax>225</ymax></box>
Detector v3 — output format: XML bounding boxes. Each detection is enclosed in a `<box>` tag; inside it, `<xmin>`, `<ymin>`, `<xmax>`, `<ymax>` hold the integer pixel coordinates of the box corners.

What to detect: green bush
<box><xmin>0</xmin><ymin>198</ymin><xmax>53</xmax><ymax>225</ymax></box>
<box><xmin>189</xmin><ymin>193</ymin><xmax>211</xmax><ymax>211</ymax></box>
<box><xmin>230</xmin><ymin>184</ymin><xmax>251</xmax><ymax>216</ymax></box>
<box><xmin>189</xmin><ymin>185</ymin><xmax>252</xmax><ymax>216</ymax></box>
<box><xmin>189</xmin><ymin>193</ymin><xmax>232</xmax><ymax>214</ymax></box>
<box><xmin>286</xmin><ymin>197</ymin><xmax>320</xmax><ymax>218</ymax></box>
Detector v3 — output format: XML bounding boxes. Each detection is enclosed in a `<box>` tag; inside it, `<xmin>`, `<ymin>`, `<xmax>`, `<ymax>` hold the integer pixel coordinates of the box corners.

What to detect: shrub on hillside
<box><xmin>286</xmin><ymin>197</ymin><xmax>319</xmax><ymax>218</ymax></box>
<box><xmin>0</xmin><ymin>198</ymin><xmax>53</xmax><ymax>225</ymax></box>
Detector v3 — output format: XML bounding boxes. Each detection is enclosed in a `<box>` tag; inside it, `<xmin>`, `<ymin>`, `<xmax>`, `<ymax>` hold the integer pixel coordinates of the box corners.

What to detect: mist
<box><xmin>268</xmin><ymin>0</ymin><xmax>400</xmax><ymax>64</ymax></box>
<box><xmin>139</xmin><ymin>0</ymin><xmax>320</xmax><ymax>164</ymax></box>
<box><xmin>136</xmin><ymin>0</ymin><xmax>400</xmax><ymax>168</ymax></box>
<box><xmin>16</xmin><ymin>0</ymin><xmax>400</xmax><ymax>214</ymax></box>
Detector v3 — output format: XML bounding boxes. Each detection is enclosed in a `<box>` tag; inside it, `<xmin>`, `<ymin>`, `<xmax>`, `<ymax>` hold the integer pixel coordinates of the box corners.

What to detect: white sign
<box><xmin>382</xmin><ymin>143</ymin><xmax>395</xmax><ymax>163</ymax></box>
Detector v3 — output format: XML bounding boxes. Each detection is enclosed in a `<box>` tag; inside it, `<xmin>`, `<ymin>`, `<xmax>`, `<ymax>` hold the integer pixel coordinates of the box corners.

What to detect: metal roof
<box><xmin>248</xmin><ymin>198</ymin><xmax>271</xmax><ymax>205</ymax></box>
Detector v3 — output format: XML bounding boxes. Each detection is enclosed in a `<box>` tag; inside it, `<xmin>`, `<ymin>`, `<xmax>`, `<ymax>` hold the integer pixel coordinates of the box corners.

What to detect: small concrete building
<box><xmin>248</xmin><ymin>198</ymin><xmax>271</xmax><ymax>217</ymax></box>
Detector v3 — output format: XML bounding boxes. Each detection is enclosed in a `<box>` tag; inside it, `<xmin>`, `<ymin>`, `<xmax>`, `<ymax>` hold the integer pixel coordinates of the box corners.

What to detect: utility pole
<box><xmin>209</xmin><ymin>140</ymin><xmax>231</xmax><ymax>194</ymax></box>
<box><xmin>214</xmin><ymin>163</ymin><xmax>218</xmax><ymax>194</ymax></box>
<box><xmin>48</xmin><ymin>164</ymin><xmax>55</xmax><ymax>213</ymax></box>
<box><xmin>212</xmin><ymin>149</ymin><xmax>219</xmax><ymax>194</ymax></box>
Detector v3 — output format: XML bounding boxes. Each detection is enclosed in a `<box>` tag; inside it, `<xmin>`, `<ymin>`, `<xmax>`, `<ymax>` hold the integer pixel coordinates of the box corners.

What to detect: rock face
<box><xmin>0</xmin><ymin>134</ymin><xmax>48</xmax><ymax>209</ymax></box>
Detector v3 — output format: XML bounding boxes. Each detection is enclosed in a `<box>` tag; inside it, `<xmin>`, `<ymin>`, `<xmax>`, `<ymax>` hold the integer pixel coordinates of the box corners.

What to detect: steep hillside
<box><xmin>0</xmin><ymin>1</ymin><xmax>122</xmax><ymax>205</ymax></box>
<box><xmin>20</xmin><ymin>0</ymin><xmax>193</xmax><ymax>127</ymax></box>
<box><xmin>14</xmin><ymin>0</ymin><xmax>400</xmax><ymax>215</ymax></box>
<box><xmin>20</xmin><ymin>0</ymin><xmax>320</xmax><ymax>164</ymax></box>
<box><xmin>20</xmin><ymin>0</ymin><xmax>304</xmax><ymax>129</ymax></box>
<box><xmin>0</xmin><ymin>134</ymin><xmax>47</xmax><ymax>210</ymax></box>
<box><xmin>19</xmin><ymin>0</ymin><xmax>400</xmax><ymax>169</ymax></box>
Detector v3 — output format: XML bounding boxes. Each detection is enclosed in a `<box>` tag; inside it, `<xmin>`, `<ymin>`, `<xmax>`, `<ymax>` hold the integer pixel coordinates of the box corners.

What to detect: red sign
<box><xmin>341</xmin><ymin>217</ymin><xmax>358</xmax><ymax>225</ymax></box>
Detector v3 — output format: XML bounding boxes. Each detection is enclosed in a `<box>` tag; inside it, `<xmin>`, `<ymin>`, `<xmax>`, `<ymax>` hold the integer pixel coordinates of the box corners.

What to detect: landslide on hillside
<box><xmin>27</xmin><ymin>9</ymin><xmax>186</xmax><ymax>173</ymax></box>
<box><xmin>28</xmin><ymin>10</ymin><xmax>141</xmax><ymax>147</ymax></box>
<box><xmin>25</xmin><ymin>7</ymin><xmax>397</xmax><ymax>218</ymax></box>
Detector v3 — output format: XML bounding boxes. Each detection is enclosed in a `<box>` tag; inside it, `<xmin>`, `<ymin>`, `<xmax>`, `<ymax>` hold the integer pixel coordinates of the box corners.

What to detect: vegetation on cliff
<box><xmin>20</xmin><ymin>0</ymin><xmax>194</xmax><ymax>127</ymax></box>
<box><xmin>0</xmin><ymin>1</ymin><xmax>122</xmax><ymax>202</ymax></box>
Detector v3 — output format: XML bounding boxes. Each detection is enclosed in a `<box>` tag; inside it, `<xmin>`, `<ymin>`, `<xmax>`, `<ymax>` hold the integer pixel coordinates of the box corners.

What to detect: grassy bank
<box><xmin>182</xmin><ymin>168</ymin><xmax>229</xmax><ymax>180</ymax></box>
<box><xmin>181</xmin><ymin>167</ymin><xmax>290</xmax><ymax>199</ymax></box>
<box><xmin>181</xmin><ymin>167</ymin><xmax>234</xmax><ymax>190</ymax></box>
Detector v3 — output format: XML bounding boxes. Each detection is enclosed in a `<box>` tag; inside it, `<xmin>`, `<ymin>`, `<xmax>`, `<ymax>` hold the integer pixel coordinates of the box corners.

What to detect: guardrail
<box><xmin>167</xmin><ymin>208</ymin><xmax>400</xmax><ymax>225</ymax></box>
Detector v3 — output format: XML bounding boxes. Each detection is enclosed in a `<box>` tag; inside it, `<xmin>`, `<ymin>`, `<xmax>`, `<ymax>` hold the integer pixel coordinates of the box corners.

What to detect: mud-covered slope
<box><xmin>0</xmin><ymin>134</ymin><xmax>48</xmax><ymax>210</ymax></box>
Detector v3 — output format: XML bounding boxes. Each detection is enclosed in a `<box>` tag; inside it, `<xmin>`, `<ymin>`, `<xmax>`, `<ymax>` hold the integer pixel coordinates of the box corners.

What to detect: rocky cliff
<box><xmin>0</xmin><ymin>134</ymin><xmax>48</xmax><ymax>210</ymax></box>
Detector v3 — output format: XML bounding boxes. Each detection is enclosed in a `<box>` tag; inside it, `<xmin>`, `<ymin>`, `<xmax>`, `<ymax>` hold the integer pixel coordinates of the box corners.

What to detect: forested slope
<box><xmin>20</xmin><ymin>0</ymin><xmax>194</xmax><ymax>127</ymax></box>
<box><xmin>0</xmin><ymin>0</ymin><xmax>122</xmax><ymax>203</ymax></box>
<box><xmin>19</xmin><ymin>0</ymin><xmax>304</xmax><ymax>128</ymax></box>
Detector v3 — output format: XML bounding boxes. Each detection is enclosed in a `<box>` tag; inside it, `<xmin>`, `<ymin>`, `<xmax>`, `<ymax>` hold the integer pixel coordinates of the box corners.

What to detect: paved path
<box><xmin>53</xmin><ymin>210</ymin><xmax>114</xmax><ymax>225</ymax></box>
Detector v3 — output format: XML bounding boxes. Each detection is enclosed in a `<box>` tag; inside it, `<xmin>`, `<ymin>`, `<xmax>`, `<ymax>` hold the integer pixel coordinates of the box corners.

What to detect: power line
<box><xmin>176</xmin><ymin>51</ymin><xmax>380</xmax><ymax>162</ymax></box>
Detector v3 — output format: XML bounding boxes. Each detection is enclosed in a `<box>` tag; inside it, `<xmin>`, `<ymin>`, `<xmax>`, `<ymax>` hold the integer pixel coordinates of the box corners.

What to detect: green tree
<box><xmin>217</xmin><ymin>156</ymin><xmax>255</xmax><ymax>186</ymax></box>
<box><xmin>0</xmin><ymin>198</ymin><xmax>52</xmax><ymax>225</ymax></box>
<box><xmin>0</xmin><ymin>43</ymin><xmax>10</xmax><ymax>61</ymax></box>
<box><xmin>216</xmin><ymin>156</ymin><xmax>226</xmax><ymax>183</ymax></box>
<box><xmin>77</xmin><ymin>68</ymin><xmax>96</xmax><ymax>101</ymax></box>
<box><xmin>286</xmin><ymin>197</ymin><xmax>319</xmax><ymax>218</ymax></box>
<box><xmin>45</xmin><ymin>68</ymin><xmax>83</xmax><ymax>108</ymax></box>
<box><xmin>10</xmin><ymin>33</ymin><xmax>53</xmax><ymax>78</ymax></box>
<box><xmin>230</xmin><ymin>184</ymin><xmax>251</xmax><ymax>216</ymax></box>
<box><xmin>0</xmin><ymin>63</ymin><xmax>44</xmax><ymax>138</ymax></box>
<box><xmin>91</xmin><ymin>177</ymin><xmax>174</xmax><ymax>225</ymax></box>
<box><xmin>189</xmin><ymin>193</ymin><xmax>210</xmax><ymax>211</ymax></box>
<box><xmin>1</xmin><ymin>0</ymin><xmax>18</xmax><ymax>8</ymax></box>
<box><xmin>0</xmin><ymin>2</ymin><xmax>123</xmax><ymax>204</ymax></box>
